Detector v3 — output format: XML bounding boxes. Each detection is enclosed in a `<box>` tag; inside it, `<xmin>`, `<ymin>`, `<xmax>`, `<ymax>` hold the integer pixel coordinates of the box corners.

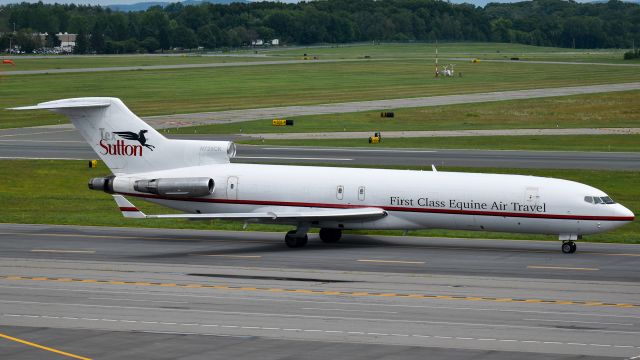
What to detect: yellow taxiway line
<box><xmin>0</xmin><ymin>331</ymin><xmax>92</xmax><ymax>360</ymax></box>
<box><xmin>0</xmin><ymin>275</ymin><xmax>637</xmax><ymax>309</ymax></box>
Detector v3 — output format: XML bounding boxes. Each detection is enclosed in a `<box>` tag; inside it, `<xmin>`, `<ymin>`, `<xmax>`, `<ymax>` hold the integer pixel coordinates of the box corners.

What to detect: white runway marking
<box><xmin>0</xmin><ymin>139</ymin><xmax>84</xmax><ymax>143</ymax></box>
<box><xmin>0</xmin><ymin>129</ymin><xmax>75</xmax><ymax>138</ymax></box>
<box><xmin>2</xmin><ymin>299</ymin><xmax>639</xmax><ymax>335</ymax></box>
<box><xmin>302</xmin><ymin>307</ymin><xmax>398</xmax><ymax>314</ymax></box>
<box><xmin>264</xmin><ymin>147</ymin><xmax>437</xmax><ymax>153</ymax></box>
<box><xmin>89</xmin><ymin>297</ymin><xmax>188</xmax><ymax>304</ymax></box>
<box><xmin>31</xmin><ymin>249</ymin><xmax>95</xmax><ymax>254</ymax></box>
<box><xmin>4</xmin><ymin>313</ymin><xmax>640</xmax><ymax>351</ymax></box>
<box><xmin>235</xmin><ymin>156</ymin><xmax>353</xmax><ymax>161</ymax></box>
<box><xmin>2</xmin><ymin>284</ymin><xmax>640</xmax><ymax>320</ymax></box>
<box><xmin>0</xmin><ymin>156</ymin><xmax>88</xmax><ymax>160</ymax></box>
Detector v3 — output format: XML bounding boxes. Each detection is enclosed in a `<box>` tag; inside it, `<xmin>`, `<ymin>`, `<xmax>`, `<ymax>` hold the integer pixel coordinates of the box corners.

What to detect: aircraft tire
<box><xmin>319</xmin><ymin>228</ymin><xmax>342</xmax><ymax>243</ymax></box>
<box><xmin>562</xmin><ymin>241</ymin><xmax>574</xmax><ymax>254</ymax></box>
<box><xmin>285</xmin><ymin>231</ymin><xmax>308</xmax><ymax>248</ymax></box>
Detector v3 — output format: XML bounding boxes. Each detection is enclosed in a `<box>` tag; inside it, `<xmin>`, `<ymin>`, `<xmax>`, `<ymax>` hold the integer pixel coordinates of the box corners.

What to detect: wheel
<box><xmin>285</xmin><ymin>230</ymin><xmax>308</xmax><ymax>248</ymax></box>
<box><xmin>562</xmin><ymin>241</ymin><xmax>575</xmax><ymax>254</ymax></box>
<box><xmin>319</xmin><ymin>228</ymin><xmax>342</xmax><ymax>243</ymax></box>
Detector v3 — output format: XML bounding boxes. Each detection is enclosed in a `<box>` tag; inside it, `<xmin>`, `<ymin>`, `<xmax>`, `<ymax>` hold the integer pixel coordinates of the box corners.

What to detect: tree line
<box><xmin>0</xmin><ymin>0</ymin><xmax>638</xmax><ymax>54</ymax></box>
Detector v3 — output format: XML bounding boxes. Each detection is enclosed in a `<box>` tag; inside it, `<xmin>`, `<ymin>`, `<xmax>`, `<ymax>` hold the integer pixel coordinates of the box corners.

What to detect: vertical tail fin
<box><xmin>12</xmin><ymin>97</ymin><xmax>236</xmax><ymax>174</ymax></box>
<box><xmin>12</xmin><ymin>98</ymin><xmax>168</xmax><ymax>174</ymax></box>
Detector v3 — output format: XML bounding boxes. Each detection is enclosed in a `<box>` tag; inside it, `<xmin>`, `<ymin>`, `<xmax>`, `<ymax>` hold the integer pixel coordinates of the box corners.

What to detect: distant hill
<box><xmin>451</xmin><ymin>0</ymin><xmax>640</xmax><ymax>7</ymax></box>
<box><xmin>107</xmin><ymin>0</ymin><xmax>248</xmax><ymax>12</ymax></box>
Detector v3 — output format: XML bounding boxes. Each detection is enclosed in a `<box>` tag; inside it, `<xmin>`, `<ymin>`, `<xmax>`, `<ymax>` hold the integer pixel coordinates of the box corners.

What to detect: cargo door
<box><xmin>227</xmin><ymin>176</ymin><xmax>238</xmax><ymax>200</ymax></box>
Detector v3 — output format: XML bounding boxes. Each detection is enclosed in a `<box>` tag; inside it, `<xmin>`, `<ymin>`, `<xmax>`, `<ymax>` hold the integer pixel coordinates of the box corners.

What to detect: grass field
<box><xmin>239</xmin><ymin>134</ymin><xmax>640</xmax><ymax>152</ymax></box>
<box><xmin>0</xmin><ymin>159</ymin><xmax>637</xmax><ymax>243</ymax></box>
<box><xmin>0</xmin><ymin>54</ymin><xmax>288</xmax><ymax>71</ymax></box>
<box><xmin>3</xmin><ymin>57</ymin><xmax>640</xmax><ymax>129</ymax></box>
<box><xmin>2</xmin><ymin>43</ymin><xmax>636</xmax><ymax>72</ymax></box>
<box><xmin>171</xmin><ymin>90</ymin><xmax>640</xmax><ymax>135</ymax></box>
<box><xmin>266</xmin><ymin>42</ymin><xmax>638</xmax><ymax>63</ymax></box>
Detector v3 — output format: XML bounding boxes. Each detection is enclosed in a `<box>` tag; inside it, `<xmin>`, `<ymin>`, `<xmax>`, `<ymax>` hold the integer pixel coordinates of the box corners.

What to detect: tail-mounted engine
<box><xmin>88</xmin><ymin>176</ymin><xmax>214</xmax><ymax>198</ymax></box>
<box><xmin>134</xmin><ymin>177</ymin><xmax>214</xmax><ymax>197</ymax></box>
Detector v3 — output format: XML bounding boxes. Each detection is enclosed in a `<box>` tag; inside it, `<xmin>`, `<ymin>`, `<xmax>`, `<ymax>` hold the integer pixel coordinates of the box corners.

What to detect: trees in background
<box><xmin>0</xmin><ymin>0</ymin><xmax>638</xmax><ymax>54</ymax></box>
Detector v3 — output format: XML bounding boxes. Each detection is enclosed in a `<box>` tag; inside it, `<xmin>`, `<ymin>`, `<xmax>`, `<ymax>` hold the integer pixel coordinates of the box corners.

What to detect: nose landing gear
<box><xmin>561</xmin><ymin>241</ymin><xmax>577</xmax><ymax>254</ymax></box>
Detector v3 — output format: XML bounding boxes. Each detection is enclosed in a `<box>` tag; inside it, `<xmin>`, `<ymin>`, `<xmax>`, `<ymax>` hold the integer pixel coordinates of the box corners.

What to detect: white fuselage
<box><xmin>117</xmin><ymin>163</ymin><xmax>634</xmax><ymax>236</ymax></box>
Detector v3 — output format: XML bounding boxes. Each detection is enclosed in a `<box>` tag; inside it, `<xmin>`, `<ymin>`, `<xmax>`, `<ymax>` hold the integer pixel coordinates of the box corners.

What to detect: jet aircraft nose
<box><xmin>617</xmin><ymin>204</ymin><xmax>635</xmax><ymax>222</ymax></box>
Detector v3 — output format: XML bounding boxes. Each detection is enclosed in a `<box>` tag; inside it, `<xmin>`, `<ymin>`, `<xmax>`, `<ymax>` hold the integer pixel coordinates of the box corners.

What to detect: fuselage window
<box><xmin>336</xmin><ymin>185</ymin><xmax>344</xmax><ymax>200</ymax></box>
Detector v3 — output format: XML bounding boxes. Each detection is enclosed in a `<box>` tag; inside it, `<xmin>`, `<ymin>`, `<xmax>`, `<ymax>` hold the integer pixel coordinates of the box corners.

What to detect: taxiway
<box><xmin>1</xmin><ymin>128</ymin><xmax>638</xmax><ymax>170</ymax></box>
<box><xmin>0</xmin><ymin>224</ymin><xmax>639</xmax><ymax>359</ymax></box>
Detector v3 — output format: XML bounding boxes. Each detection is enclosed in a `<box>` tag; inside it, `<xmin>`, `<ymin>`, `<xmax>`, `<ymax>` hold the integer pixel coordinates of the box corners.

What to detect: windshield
<box><xmin>584</xmin><ymin>195</ymin><xmax>616</xmax><ymax>204</ymax></box>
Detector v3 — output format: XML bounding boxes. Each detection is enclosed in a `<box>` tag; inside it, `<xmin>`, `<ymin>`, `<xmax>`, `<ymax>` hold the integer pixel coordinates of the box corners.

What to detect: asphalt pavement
<box><xmin>0</xmin><ymin>223</ymin><xmax>639</xmax><ymax>359</ymax></box>
<box><xmin>0</xmin><ymin>128</ymin><xmax>638</xmax><ymax>170</ymax></box>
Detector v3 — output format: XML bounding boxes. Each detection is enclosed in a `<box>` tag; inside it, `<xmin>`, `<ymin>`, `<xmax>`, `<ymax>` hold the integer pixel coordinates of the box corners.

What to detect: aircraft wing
<box><xmin>113</xmin><ymin>195</ymin><xmax>386</xmax><ymax>221</ymax></box>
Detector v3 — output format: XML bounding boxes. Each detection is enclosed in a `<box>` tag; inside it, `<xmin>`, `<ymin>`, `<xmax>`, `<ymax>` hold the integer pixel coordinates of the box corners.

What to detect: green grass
<box><xmin>3</xmin><ymin>57</ymin><xmax>640</xmax><ymax>129</ymax></box>
<box><xmin>4</xmin><ymin>43</ymin><xmax>634</xmax><ymax>72</ymax></box>
<box><xmin>0</xmin><ymin>54</ymin><xmax>289</xmax><ymax>71</ymax></box>
<box><xmin>171</xmin><ymin>90</ymin><xmax>640</xmax><ymax>135</ymax></box>
<box><xmin>0</xmin><ymin>159</ymin><xmax>637</xmax><ymax>243</ymax></box>
<box><xmin>265</xmin><ymin>42</ymin><xmax>637</xmax><ymax>63</ymax></box>
<box><xmin>239</xmin><ymin>134</ymin><xmax>640</xmax><ymax>152</ymax></box>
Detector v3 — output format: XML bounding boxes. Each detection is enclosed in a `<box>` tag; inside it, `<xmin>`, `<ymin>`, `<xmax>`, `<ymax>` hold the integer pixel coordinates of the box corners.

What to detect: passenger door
<box><xmin>227</xmin><ymin>176</ymin><xmax>238</xmax><ymax>200</ymax></box>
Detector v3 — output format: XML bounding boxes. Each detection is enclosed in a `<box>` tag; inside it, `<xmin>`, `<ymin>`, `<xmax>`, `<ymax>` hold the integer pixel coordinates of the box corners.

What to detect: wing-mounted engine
<box><xmin>89</xmin><ymin>176</ymin><xmax>215</xmax><ymax>198</ymax></box>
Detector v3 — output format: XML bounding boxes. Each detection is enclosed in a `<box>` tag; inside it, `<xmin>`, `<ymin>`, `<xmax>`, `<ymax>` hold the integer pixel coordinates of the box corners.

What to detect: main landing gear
<box><xmin>562</xmin><ymin>241</ymin><xmax>577</xmax><ymax>254</ymax></box>
<box><xmin>285</xmin><ymin>230</ymin><xmax>308</xmax><ymax>248</ymax></box>
<box><xmin>319</xmin><ymin>228</ymin><xmax>342</xmax><ymax>243</ymax></box>
<box><xmin>284</xmin><ymin>226</ymin><xmax>343</xmax><ymax>248</ymax></box>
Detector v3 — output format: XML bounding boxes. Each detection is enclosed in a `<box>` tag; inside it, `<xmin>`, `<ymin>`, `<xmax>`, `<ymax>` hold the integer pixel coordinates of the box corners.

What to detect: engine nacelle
<box><xmin>88</xmin><ymin>175</ymin><xmax>115</xmax><ymax>193</ymax></box>
<box><xmin>134</xmin><ymin>177</ymin><xmax>214</xmax><ymax>197</ymax></box>
<box><xmin>89</xmin><ymin>176</ymin><xmax>214</xmax><ymax>198</ymax></box>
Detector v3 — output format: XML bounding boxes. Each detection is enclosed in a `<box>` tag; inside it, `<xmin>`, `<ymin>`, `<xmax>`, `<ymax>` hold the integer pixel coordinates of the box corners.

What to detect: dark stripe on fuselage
<box><xmin>118</xmin><ymin>192</ymin><xmax>634</xmax><ymax>222</ymax></box>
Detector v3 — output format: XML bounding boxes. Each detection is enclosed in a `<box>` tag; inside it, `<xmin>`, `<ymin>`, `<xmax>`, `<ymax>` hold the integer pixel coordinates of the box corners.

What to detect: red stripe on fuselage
<box><xmin>119</xmin><ymin>207</ymin><xmax>139</xmax><ymax>212</ymax></box>
<box><xmin>118</xmin><ymin>192</ymin><xmax>634</xmax><ymax>222</ymax></box>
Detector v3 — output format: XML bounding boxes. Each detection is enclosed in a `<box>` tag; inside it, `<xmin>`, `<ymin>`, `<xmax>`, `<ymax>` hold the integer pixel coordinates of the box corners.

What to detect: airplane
<box><xmin>12</xmin><ymin>97</ymin><xmax>634</xmax><ymax>254</ymax></box>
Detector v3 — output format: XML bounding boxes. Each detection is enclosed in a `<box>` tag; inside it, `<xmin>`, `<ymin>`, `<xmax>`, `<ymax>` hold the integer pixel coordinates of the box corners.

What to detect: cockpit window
<box><xmin>584</xmin><ymin>196</ymin><xmax>616</xmax><ymax>204</ymax></box>
<box><xmin>601</xmin><ymin>196</ymin><xmax>615</xmax><ymax>204</ymax></box>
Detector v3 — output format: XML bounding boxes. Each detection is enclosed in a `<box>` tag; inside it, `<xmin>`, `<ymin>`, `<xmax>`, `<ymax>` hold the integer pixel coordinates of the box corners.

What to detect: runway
<box><xmin>0</xmin><ymin>223</ymin><xmax>639</xmax><ymax>359</ymax></box>
<box><xmin>1</xmin><ymin>128</ymin><xmax>639</xmax><ymax>170</ymax></box>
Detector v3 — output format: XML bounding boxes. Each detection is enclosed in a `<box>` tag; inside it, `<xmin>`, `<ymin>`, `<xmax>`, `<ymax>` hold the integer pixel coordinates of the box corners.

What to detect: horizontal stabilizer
<box><xmin>112</xmin><ymin>195</ymin><xmax>386</xmax><ymax>221</ymax></box>
<box><xmin>10</xmin><ymin>98</ymin><xmax>111</xmax><ymax>111</ymax></box>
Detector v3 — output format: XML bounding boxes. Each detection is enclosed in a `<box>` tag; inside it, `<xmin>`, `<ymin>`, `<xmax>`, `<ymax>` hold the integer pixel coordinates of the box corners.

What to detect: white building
<box><xmin>56</xmin><ymin>32</ymin><xmax>76</xmax><ymax>48</ymax></box>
